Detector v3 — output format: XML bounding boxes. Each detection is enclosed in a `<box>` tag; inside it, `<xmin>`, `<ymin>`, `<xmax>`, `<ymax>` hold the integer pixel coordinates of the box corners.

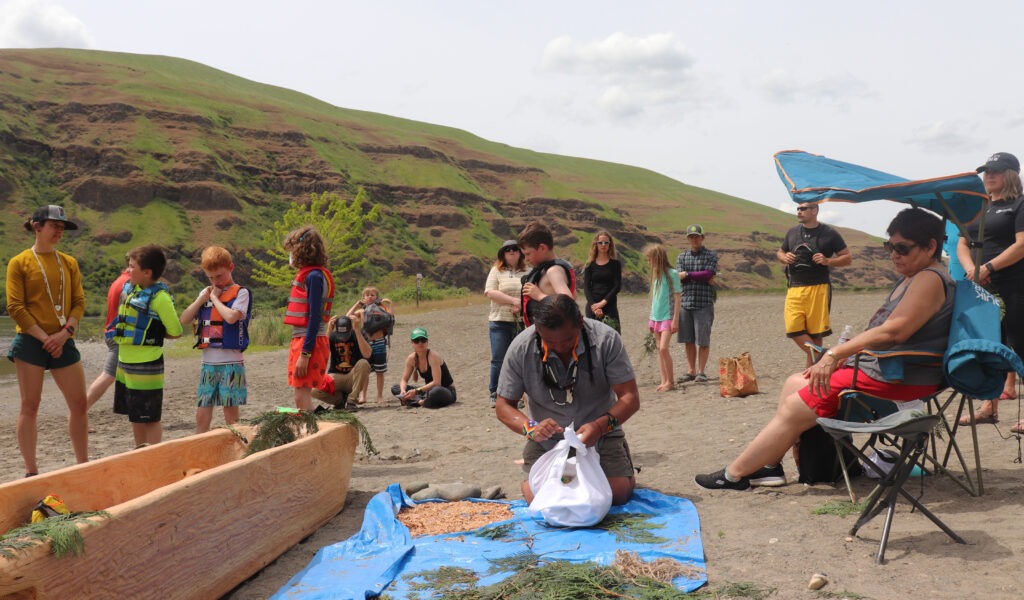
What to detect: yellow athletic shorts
<box><xmin>784</xmin><ymin>283</ymin><xmax>832</xmax><ymax>339</ymax></box>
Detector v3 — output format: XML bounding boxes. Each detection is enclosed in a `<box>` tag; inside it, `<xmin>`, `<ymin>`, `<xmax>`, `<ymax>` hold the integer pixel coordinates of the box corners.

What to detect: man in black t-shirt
<box><xmin>777</xmin><ymin>204</ymin><xmax>852</xmax><ymax>366</ymax></box>
<box><xmin>313</xmin><ymin>314</ymin><xmax>372</xmax><ymax>407</ymax></box>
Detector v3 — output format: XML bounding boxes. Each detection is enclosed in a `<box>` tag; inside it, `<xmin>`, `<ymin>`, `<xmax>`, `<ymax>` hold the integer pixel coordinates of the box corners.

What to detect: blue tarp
<box><xmin>272</xmin><ymin>484</ymin><xmax>707</xmax><ymax>599</ymax></box>
<box><xmin>773</xmin><ymin>149</ymin><xmax>987</xmax><ymax>227</ymax></box>
<box><xmin>944</xmin><ymin>280</ymin><xmax>1024</xmax><ymax>399</ymax></box>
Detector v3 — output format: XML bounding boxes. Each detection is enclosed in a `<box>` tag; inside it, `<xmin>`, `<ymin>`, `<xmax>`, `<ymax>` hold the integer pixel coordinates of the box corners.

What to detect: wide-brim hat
<box><xmin>28</xmin><ymin>205</ymin><xmax>78</xmax><ymax>230</ymax></box>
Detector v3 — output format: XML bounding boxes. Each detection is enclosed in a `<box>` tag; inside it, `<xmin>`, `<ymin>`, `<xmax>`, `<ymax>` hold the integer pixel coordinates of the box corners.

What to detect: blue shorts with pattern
<box><xmin>196</xmin><ymin>363</ymin><xmax>248</xmax><ymax>407</ymax></box>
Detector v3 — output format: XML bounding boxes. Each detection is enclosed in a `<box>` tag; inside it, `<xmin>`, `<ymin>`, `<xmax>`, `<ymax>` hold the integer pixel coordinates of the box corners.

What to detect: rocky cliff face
<box><xmin>0</xmin><ymin>49</ymin><xmax>895</xmax><ymax>297</ymax></box>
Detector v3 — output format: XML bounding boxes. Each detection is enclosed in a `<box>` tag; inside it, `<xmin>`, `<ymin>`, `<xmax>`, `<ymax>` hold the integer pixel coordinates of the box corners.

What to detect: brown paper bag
<box><xmin>719</xmin><ymin>352</ymin><xmax>759</xmax><ymax>397</ymax></box>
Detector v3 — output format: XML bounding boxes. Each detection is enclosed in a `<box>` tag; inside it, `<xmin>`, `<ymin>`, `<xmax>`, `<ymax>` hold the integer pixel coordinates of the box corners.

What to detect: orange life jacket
<box><xmin>195</xmin><ymin>284</ymin><xmax>250</xmax><ymax>350</ymax></box>
<box><xmin>283</xmin><ymin>266</ymin><xmax>335</xmax><ymax>327</ymax></box>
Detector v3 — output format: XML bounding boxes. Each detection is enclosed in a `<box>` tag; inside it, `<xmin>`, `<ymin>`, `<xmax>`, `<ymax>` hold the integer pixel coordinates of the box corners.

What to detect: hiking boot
<box><xmin>694</xmin><ymin>373</ymin><xmax>709</xmax><ymax>383</ymax></box>
<box><xmin>694</xmin><ymin>468</ymin><xmax>750</xmax><ymax>491</ymax></box>
<box><xmin>749</xmin><ymin>464</ymin><xmax>787</xmax><ymax>487</ymax></box>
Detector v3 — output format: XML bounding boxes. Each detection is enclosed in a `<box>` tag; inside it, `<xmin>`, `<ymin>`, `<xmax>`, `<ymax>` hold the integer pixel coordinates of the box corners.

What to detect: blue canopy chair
<box><xmin>774</xmin><ymin>150</ymin><xmax>1023</xmax><ymax>498</ymax></box>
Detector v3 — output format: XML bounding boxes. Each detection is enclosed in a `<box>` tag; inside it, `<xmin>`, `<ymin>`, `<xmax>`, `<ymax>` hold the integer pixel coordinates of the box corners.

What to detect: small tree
<box><xmin>248</xmin><ymin>188</ymin><xmax>382</xmax><ymax>288</ymax></box>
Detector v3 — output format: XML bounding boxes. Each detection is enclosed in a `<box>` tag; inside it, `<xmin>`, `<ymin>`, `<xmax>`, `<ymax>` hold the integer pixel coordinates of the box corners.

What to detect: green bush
<box><xmin>247</xmin><ymin>310</ymin><xmax>291</xmax><ymax>346</ymax></box>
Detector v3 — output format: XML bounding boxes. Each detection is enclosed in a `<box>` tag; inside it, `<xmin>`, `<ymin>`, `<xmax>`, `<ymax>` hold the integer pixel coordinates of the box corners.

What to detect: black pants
<box><xmin>391</xmin><ymin>383</ymin><xmax>457</xmax><ymax>408</ymax></box>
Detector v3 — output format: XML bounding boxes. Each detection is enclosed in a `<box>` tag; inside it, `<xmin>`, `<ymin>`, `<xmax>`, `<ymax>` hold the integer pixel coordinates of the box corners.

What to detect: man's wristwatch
<box><xmin>984</xmin><ymin>261</ymin><xmax>997</xmax><ymax>274</ymax></box>
<box><xmin>64</xmin><ymin>324</ymin><xmax>75</xmax><ymax>337</ymax></box>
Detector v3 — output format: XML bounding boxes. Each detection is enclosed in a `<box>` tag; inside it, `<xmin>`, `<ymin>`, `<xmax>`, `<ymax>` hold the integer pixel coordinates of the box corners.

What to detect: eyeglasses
<box><xmin>596</xmin><ymin>241</ymin><xmax>611</xmax><ymax>246</ymax></box>
<box><xmin>796</xmin><ymin>206</ymin><xmax>816</xmax><ymax>212</ymax></box>
<box><xmin>411</xmin><ymin>338</ymin><xmax>428</xmax><ymax>344</ymax></box>
<box><xmin>504</xmin><ymin>247</ymin><xmax>519</xmax><ymax>253</ymax></box>
<box><xmin>883</xmin><ymin>241</ymin><xmax>917</xmax><ymax>256</ymax></box>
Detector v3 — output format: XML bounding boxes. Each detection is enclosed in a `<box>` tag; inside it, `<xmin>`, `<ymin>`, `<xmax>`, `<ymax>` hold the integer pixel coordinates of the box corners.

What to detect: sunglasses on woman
<box><xmin>596</xmin><ymin>241</ymin><xmax>610</xmax><ymax>246</ymax></box>
<box><xmin>504</xmin><ymin>247</ymin><xmax>519</xmax><ymax>253</ymax></box>
<box><xmin>883</xmin><ymin>241</ymin><xmax>917</xmax><ymax>256</ymax></box>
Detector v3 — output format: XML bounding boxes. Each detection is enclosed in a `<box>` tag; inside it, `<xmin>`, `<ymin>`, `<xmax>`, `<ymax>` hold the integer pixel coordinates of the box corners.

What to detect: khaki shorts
<box><xmin>522</xmin><ymin>433</ymin><xmax>634</xmax><ymax>478</ymax></box>
<box><xmin>784</xmin><ymin>283</ymin><xmax>833</xmax><ymax>339</ymax></box>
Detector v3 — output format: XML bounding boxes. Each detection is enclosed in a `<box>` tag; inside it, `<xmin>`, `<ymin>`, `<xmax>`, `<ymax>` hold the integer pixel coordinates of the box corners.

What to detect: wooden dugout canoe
<box><xmin>0</xmin><ymin>422</ymin><xmax>358</xmax><ymax>600</ymax></box>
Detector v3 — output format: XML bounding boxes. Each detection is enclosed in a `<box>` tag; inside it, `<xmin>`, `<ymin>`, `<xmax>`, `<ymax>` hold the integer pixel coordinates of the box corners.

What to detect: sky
<box><xmin>0</xmin><ymin>0</ymin><xmax>1019</xmax><ymax>237</ymax></box>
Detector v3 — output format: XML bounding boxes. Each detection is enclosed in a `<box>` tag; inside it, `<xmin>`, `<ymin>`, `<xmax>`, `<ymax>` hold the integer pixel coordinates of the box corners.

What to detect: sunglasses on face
<box><xmin>504</xmin><ymin>247</ymin><xmax>519</xmax><ymax>253</ymax></box>
<box><xmin>412</xmin><ymin>338</ymin><xmax>428</xmax><ymax>344</ymax></box>
<box><xmin>596</xmin><ymin>241</ymin><xmax>611</xmax><ymax>246</ymax></box>
<box><xmin>883</xmin><ymin>241</ymin><xmax>917</xmax><ymax>256</ymax></box>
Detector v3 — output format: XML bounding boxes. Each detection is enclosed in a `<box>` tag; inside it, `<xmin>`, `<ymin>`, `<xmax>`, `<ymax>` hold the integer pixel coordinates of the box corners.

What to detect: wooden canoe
<box><xmin>0</xmin><ymin>422</ymin><xmax>358</xmax><ymax>599</ymax></box>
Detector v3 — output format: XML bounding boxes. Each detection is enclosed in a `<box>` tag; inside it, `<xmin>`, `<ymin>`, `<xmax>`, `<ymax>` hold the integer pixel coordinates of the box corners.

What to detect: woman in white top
<box><xmin>483</xmin><ymin>239</ymin><xmax>529</xmax><ymax>407</ymax></box>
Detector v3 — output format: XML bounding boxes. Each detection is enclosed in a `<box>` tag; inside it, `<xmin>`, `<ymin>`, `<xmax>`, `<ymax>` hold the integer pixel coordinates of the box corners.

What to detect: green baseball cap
<box><xmin>410</xmin><ymin>327</ymin><xmax>428</xmax><ymax>340</ymax></box>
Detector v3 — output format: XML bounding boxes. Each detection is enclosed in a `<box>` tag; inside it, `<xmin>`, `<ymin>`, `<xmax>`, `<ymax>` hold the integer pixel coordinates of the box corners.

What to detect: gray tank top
<box><xmin>857</xmin><ymin>266</ymin><xmax>954</xmax><ymax>386</ymax></box>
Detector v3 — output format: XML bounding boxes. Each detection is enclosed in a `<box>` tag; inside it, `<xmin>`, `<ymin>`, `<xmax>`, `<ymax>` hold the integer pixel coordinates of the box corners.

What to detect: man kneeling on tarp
<box><xmin>495</xmin><ymin>294</ymin><xmax>640</xmax><ymax>505</ymax></box>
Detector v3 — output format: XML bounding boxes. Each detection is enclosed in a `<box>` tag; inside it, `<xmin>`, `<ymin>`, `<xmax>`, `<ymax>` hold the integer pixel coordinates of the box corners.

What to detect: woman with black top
<box><xmin>582</xmin><ymin>230</ymin><xmax>622</xmax><ymax>332</ymax></box>
<box><xmin>392</xmin><ymin>326</ymin><xmax>457</xmax><ymax>409</ymax></box>
<box><xmin>957</xmin><ymin>152</ymin><xmax>1024</xmax><ymax>430</ymax></box>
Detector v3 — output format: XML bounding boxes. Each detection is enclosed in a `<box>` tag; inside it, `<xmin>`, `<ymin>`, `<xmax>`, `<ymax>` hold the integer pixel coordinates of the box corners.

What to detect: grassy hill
<box><xmin>0</xmin><ymin>48</ymin><xmax>890</xmax><ymax>314</ymax></box>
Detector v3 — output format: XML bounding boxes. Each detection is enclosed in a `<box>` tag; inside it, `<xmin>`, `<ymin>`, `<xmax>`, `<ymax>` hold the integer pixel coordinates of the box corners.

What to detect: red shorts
<box><xmin>288</xmin><ymin>336</ymin><xmax>330</xmax><ymax>389</ymax></box>
<box><xmin>798</xmin><ymin>366</ymin><xmax>940</xmax><ymax>417</ymax></box>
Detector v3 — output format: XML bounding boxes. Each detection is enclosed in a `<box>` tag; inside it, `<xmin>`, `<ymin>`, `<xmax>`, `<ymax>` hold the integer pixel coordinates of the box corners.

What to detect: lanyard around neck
<box><xmin>31</xmin><ymin>247</ymin><xmax>67</xmax><ymax>324</ymax></box>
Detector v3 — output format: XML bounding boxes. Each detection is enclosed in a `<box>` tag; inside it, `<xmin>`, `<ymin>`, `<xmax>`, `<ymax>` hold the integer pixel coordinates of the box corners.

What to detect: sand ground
<box><xmin>3</xmin><ymin>291</ymin><xmax>1024</xmax><ymax>600</ymax></box>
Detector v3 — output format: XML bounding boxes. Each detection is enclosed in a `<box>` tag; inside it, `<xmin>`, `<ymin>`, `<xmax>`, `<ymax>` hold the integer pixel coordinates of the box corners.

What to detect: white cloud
<box><xmin>754</xmin><ymin>68</ymin><xmax>874</xmax><ymax>108</ymax></box>
<box><xmin>905</xmin><ymin>120</ymin><xmax>984</xmax><ymax>153</ymax></box>
<box><xmin>540</xmin><ymin>32</ymin><xmax>707</xmax><ymax>121</ymax></box>
<box><xmin>0</xmin><ymin>0</ymin><xmax>94</xmax><ymax>48</ymax></box>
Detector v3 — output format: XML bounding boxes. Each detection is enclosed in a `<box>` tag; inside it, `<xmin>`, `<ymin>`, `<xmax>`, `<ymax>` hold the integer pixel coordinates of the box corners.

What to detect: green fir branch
<box><xmin>0</xmin><ymin>511</ymin><xmax>111</xmax><ymax>559</ymax></box>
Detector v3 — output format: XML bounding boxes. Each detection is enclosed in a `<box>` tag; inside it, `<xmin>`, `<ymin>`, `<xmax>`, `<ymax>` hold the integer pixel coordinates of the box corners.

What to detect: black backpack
<box><xmin>363</xmin><ymin>302</ymin><xmax>395</xmax><ymax>337</ymax></box>
<box><xmin>796</xmin><ymin>424</ymin><xmax>862</xmax><ymax>484</ymax></box>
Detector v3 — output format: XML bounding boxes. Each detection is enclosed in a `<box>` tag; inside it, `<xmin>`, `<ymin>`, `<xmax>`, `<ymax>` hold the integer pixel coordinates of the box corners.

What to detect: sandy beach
<box><xmin>3</xmin><ymin>291</ymin><xmax>1024</xmax><ymax>599</ymax></box>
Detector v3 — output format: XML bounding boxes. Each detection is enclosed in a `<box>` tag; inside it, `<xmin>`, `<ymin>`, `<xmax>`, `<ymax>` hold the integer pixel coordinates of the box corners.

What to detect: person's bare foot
<box><xmin>656</xmin><ymin>383</ymin><xmax>675</xmax><ymax>392</ymax></box>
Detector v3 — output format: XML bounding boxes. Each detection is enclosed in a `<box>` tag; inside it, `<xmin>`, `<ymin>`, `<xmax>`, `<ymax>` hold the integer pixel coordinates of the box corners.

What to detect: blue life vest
<box><xmin>106</xmin><ymin>282</ymin><xmax>171</xmax><ymax>346</ymax></box>
<box><xmin>194</xmin><ymin>285</ymin><xmax>251</xmax><ymax>351</ymax></box>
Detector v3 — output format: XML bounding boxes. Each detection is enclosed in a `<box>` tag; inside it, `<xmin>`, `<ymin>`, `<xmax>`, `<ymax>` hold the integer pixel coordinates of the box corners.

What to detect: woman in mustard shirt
<box><xmin>6</xmin><ymin>205</ymin><xmax>89</xmax><ymax>477</ymax></box>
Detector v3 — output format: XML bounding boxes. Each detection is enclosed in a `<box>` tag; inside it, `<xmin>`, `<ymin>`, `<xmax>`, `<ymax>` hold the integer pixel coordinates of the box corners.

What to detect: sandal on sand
<box><xmin>1011</xmin><ymin>420</ymin><xmax>1024</xmax><ymax>434</ymax></box>
<box><xmin>1000</xmin><ymin>391</ymin><xmax>1016</xmax><ymax>400</ymax></box>
<box><xmin>24</xmin><ymin>472</ymin><xmax>37</xmax><ymax>478</ymax></box>
<box><xmin>960</xmin><ymin>402</ymin><xmax>998</xmax><ymax>426</ymax></box>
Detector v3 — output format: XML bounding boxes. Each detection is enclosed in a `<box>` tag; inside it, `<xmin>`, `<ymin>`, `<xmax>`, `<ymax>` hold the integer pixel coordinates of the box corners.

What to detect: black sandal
<box><xmin>24</xmin><ymin>472</ymin><xmax>37</xmax><ymax>478</ymax></box>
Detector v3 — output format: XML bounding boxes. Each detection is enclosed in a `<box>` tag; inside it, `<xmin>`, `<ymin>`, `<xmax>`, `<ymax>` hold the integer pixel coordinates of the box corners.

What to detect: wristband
<box><xmin>64</xmin><ymin>324</ymin><xmax>76</xmax><ymax>337</ymax></box>
<box><xmin>300</xmin><ymin>351</ymin><xmax>312</xmax><ymax>358</ymax></box>
<box><xmin>522</xmin><ymin>419</ymin><xmax>539</xmax><ymax>439</ymax></box>
<box><xmin>603</xmin><ymin>412</ymin><xmax>619</xmax><ymax>433</ymax></box>
<box><xmin>984</xmin><ymin>261</ymin><xmax>996</xmax><ymax>274</ymax></box>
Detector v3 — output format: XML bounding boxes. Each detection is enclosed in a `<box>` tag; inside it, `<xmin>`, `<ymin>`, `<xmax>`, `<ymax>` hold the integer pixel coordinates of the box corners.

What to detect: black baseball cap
<box><xmin>977</xmin><ymin>152</ymin><xmax>1020</xmax><ymax>173</ymax></box>
<box><xmin>333</xmin><ymin>316</ymin><xmax>353</xmax><ymax>341</ymax></box>
<box><xmin>29</xmin><ymin>205</ymin><xmax>78</xmax><ymax>230</ymax></box>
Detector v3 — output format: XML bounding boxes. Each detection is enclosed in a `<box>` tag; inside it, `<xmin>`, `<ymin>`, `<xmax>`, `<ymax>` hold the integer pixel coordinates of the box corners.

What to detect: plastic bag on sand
<box><xmin>528</xmin><ymin>424</ymin><xmax>612</xmax><ymax>527</ymax></box>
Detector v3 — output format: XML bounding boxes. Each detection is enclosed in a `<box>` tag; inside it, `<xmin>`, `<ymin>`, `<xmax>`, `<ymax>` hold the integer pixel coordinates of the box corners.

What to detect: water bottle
<box><xmin>837</xmin><ymin>325</ymin><xmax>855</xmax><ymax>345</ymax></box>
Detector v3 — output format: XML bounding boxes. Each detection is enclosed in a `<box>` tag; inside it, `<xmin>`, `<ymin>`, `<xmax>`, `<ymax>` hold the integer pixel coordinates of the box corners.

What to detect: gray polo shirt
<box><xmin>497</xmin><ymin>318</ymin><xmax>636</xmax><ymax>450</ymax></box>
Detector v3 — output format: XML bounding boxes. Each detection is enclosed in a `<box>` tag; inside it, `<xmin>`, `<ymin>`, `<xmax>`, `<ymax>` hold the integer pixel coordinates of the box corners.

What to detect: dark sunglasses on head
<box><xmin>883</xmin><ymin>241</ymin><xmax>917</xmax><ymax>256</ymax></box>
<box><xmin>796</xmin><ymin>206</ymin><xmax>816</xmax><ymax>212</ymax></box>
<box><xmin>596</xmin><ymin>241</ymin><xmax>611</xmax><ymax>245</ymax></box>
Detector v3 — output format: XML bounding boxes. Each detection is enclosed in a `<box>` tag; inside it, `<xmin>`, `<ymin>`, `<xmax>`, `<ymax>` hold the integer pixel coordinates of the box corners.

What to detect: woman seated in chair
<box><xmin>696</xmin><ymin>207</ymin><xmax>954</xmax><ymax>490</ymax></box>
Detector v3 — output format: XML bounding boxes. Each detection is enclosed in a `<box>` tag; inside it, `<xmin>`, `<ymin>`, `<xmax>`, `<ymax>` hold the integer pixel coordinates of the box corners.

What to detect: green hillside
<box><xmin>0</xmin><ymin>49</ymin><xmax>885</xmax><ymax>314</ymax></box>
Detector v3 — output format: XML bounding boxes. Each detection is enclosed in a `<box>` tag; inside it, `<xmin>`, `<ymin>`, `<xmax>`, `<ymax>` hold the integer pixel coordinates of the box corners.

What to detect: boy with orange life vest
<box><xmin>283</xmin><ymin>227</ymin><xmax>334</xmax><ymax>411</ymax></box>
<box><xmin>179</xmin><ymin>246</ymin><xmax>251</xmax><ymax>433</ymax></box>
<box><xmin>108</xmin><ymin>245</ymin><xmax>183</xmax><ymax>447</ymax></box>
